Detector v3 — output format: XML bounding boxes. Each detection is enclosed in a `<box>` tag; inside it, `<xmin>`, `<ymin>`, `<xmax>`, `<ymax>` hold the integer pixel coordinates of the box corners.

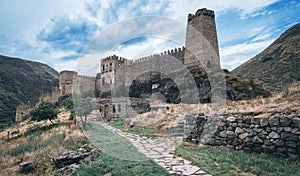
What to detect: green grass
<box><xmin>175</xmin><ymin>143</ymin><xmax>300</xmax><ymax>176</ymax></box>
<box><xmin>10</xmin><ymin>132</ymin><xmax>66</xmax><ymax>156</ymax></box>
<box><xmin>75</xmin><ymin>121</ymin><xmax>170</xmax><ymax>175</ymax></box>
<box><xmin>107</xmin><ymin>118</ymin><xmax>127</xmax><ymax>129</ymax></box>
<box><xmin>107</xmin><ymin>118</ymin><xmax>161</xmax><ymax>137</ymax></box>
<box><xmin>75</xmin><ymin>152</ymin><xmax>170</xmax><ymax>176</ymax></box>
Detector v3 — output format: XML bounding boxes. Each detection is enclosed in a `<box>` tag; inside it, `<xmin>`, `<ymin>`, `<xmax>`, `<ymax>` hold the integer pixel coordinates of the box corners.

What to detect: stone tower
<box><xmin>184</xmin><ymin>8</ymin><xmax>220</xmax><ymax>70</ymax></box>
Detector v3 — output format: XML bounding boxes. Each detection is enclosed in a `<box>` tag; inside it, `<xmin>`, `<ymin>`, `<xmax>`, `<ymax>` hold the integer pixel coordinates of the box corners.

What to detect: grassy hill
<box><xmin>0</xmin><ymin>55</ymin><xmax>58</xmax><ymax>130</ymax></box>
<box><xmin>233</xmin><ymin>23</ymin><xmax>300</xmax><ymax>93</ymax></box>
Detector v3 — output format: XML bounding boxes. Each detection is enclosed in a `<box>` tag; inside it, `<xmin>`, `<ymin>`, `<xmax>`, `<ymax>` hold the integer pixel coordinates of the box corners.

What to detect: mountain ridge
<box><xmin>0</xmin><ymin>55</ymin><xmax>59</xmax><ymax>129</ymax></box>
<box><xmin>233</xmin><ymin>23</ymin><xmax>300</xmax><ymax>93</ymax></box>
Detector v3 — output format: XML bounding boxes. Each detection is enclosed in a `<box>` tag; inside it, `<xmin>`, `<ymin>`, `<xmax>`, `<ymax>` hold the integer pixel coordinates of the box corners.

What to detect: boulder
<box><xmin>54</xmin><ymin>144</ymin><xmax>100</xmax><ymax>170</ymax></box>
<box><xmin>19</xmin><ymin>162</ymin><xmax>35</xmax><ymax>174</ymax></box>
<box><xmin>54</xmin><ymin>151</ymin><xmax>85</xmax><ymax>168</ymax></box>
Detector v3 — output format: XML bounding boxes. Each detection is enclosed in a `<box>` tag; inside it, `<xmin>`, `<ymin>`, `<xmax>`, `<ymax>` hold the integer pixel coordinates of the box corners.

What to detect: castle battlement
<box><xmin>76</xmin><ymin>74</ymin><xmax>96</xmax><ymax>79</ymax></box>
<box><xmin>102</xmin><ymin>55</ymin><xmax>128</xmax><ymax>63</ymax></box>
<box><xmin>188</xmin><ymin>8</ymin><xmax>215</xmax><ymax>21</ymax></box>
<box><xmin>100</xmin><ymin>45</ymin><xmax>186</xmax><ymax>67</ymax></box>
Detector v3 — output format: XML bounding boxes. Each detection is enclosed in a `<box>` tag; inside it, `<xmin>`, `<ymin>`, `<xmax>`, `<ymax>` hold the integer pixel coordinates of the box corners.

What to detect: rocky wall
<box><xmin>183</xmin><ymin>113</ymin><xmax>300</xmax><ymax>160</ymax></box>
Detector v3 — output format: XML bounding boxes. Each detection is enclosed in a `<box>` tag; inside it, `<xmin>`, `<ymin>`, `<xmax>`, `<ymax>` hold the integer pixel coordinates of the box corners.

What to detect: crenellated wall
<box><xmin>15</xmin><ymin>70</ymin><xmax>96</xmax><ymax>122</ymax></box>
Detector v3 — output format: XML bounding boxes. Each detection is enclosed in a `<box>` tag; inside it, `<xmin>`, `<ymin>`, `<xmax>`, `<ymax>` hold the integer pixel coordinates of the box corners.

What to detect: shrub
<box><xmin>24</xmin><ymin>124</ymin><xmax>41</xmax><ymax>136</ymax></box>
<box><xmin>30</xmin><ymin>101</ymin><xmax>58</xmax><ymax>123</ymax></box>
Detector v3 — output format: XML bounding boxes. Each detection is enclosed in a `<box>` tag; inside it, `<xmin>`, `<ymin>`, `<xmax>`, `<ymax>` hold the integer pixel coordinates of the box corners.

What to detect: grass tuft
<box><xmin>175</xmin><ymin>143</ymin><xmax>300</xmax><ymax>176</ymax></box>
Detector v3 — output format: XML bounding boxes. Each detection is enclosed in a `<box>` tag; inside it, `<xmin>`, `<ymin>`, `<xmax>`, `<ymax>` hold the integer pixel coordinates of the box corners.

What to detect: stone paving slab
<box><xmin>101</xmin><ymin>123</ymin><xmax>209</xmax><ymax>175</ymax></box>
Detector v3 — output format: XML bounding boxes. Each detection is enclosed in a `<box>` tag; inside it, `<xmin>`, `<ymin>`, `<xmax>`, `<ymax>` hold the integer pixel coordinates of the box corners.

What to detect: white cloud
<box><xmin>168</xmin><ymin>0</ymin><xmax>279</xmax><ymax>21</ymax></box>
<box><xmin>53</xmin><ymin>59</ymin><xmax>79</xmax><ymax>73</ymax></box>
<box><xmin>252</xmin><ymin>33</ymin><xmax>272</xmax><ymax>42</ymax></box>
<box><xmin>220</xmin><ymin>39</ymin><xmax>275</xmax><ymax>70</ymax></box>
<box><xmin>0</xmin><ymin>0</ymin><xmax>292</xmax><ymax>73</ymax></box>
<box><xmin>113</xmin><ymin>37</ymin><xmax>180</xmax><ymax>59</ymax></box>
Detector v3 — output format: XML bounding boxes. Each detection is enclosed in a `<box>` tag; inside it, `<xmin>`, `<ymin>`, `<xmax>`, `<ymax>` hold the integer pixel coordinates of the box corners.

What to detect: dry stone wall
<box><xmin>183</xmin><ymin>113</ymin><xmax>300</xmax><ymax>160</ymax></box>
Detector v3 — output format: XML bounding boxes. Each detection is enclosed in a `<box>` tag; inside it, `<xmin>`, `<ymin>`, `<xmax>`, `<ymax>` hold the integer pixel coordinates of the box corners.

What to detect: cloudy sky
<box><xmin>0</xmin><ymin>0</ymin><xmax>299</xmax><ymax>72</ymax></box>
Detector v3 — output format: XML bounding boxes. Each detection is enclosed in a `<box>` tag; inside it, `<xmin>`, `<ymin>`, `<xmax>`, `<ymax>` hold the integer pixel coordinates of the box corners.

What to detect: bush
<box><xmin>63</xmin><ymin>96</ymin><xmax>74</xmax><ymax>112</ymax></box>
<box><xmin>30</xmin><ymin>102</ymin><xmax>58</xmax><ymax>123</ymax></box>
<box><xmin>24</xmin><ymin>124</ymin><xmax>41</xmax><ymax>136</ymax></box>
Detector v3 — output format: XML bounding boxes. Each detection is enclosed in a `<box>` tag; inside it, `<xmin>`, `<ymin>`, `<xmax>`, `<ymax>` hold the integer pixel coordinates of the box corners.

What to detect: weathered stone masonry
<box><xmin>184</xmin><ymin>114</ymin><xmax>300</xmax><ymax>160</ymax></box>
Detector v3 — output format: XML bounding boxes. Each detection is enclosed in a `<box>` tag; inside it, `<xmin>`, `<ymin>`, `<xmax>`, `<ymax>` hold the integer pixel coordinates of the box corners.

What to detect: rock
<box><xmin>292</xmin><ymin>118</ymin><xmax>300</xmax><ymax>129</ymax></box>
<box><xmin>239</xmin><ymin>133</ymin><xmax>249</xmax><ymax>139</ymax></box>
<box><xmin>56</xmin><ymin>163</ymin><xmax>80</xmax><ymax>174</ymax></box>
<box><xmin>19</xmin><ymin>162</ymin><xmax>35</xmax><ymax>174</ymax></box>
<box><xmin>260</xmin><ymin>118</ymin><xmax>269</xmax><ymax>127</ymax></box>
<box><xmin>82</xmin><ymin>155</ymin><xmax>94</xmax><ymax>163</ymax></box>
<box><xmin>271</xmin><ymin>127</ymin><xmax>278</xmax><ymax>131</ymax></box>
<box><xmin>54</xmin><ymin>151</ymin><xmax>85</xmax><ymax>168</ymax></box>
<box><xmin>227</xmin><ymin>116</ymin><xmax>236</xmax><ymax>122</ymax></box>
<box><xmin>268</xmin><ymin>131</ymin><xmax>280</xmax><ymax>139</ymax></box>
<box><xmin>219</xmin><ymin>131</ymin><xmax>227</xmax><ymax>138</ymax></box>
<box><xmin>253</xmin><ymin>136</ymin><xmax>263</xmax><ymax>143</ymax></box>
<box><xmin>269</xmin><ymin>117</ymin><xmax>279</xmax><ymax>127</ymax></box>
<box><xmin>284</xmin><ymin>127</ymin><xmax>293</xmax><ymax>132</ymax></box>
<box><xmin>218</xmin><ymin>122</ymin><xmax>225</xmax><ymax>127</ymax></box>
<box><xmin>53</xmin><ymin>144</ymin><xmax>100</xmax><ymax>174</ymax></box>
<box><xmin>226</xmin><ymin>130</ymin><xmax>236</xmax><ymax>137</ymax></box>
<box><xmin>264</xmin><ymin>139</ymin><xmax>272</xmax><ymax>146</ymax></box>
<box><xmin>262</xmin><ymin>145</ymin><xmax>275</xmax><ymax>153</ymax></box>
<box><xmin>253</xmin><ymin>128</ymin><xmax>262</xmax><ymax>133</ymax></box>
<box><xmin>235</xmin><ymin>127</ymin><xmax>244</xmax><ymax>134</ymax></box>
<box><xmin>286</xmin><ymin>141</ymin><xmax>297</xmax><ymax>148</ymax></box>
<box><xmin>280</xmin><ymin>117</ymin><xmax>292</xmax><ymax>126</ymax></box>
<box><xmin>281</xmin><ymin>132</ymin><xmax>298</xmax><ymax>141</ymax></box>
<box><xmin>274</xmin><ymin>139</ymin><xmax>285</xmax><ymax>146</ymax></box>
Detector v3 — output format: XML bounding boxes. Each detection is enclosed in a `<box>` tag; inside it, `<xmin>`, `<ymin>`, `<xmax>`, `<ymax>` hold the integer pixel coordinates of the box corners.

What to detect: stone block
<box><xmin>235</xmin><ymin>127</ymin><xmax>244</xmax><ymax>134</ymax></box>
<box><xmin>281</xmin><ymin>132</ymin><xmax>298</xmax><ymax>141</ymax></box>
<box><xmin>262</xmin><ymin>145</ymin><xmax>275</xmax><ymax>153</ymax></box>
<box><xmin>219</xmin><ymin>131</ymin><xmax>227</xmax><ymax>138</ymax></box>
<box><xmin>269</xmin><ymin>117</ymin><xmax>279</xmax><ymax>127</ymax></box>
<box><xmin>227</xmin><ymin>116</ymin><xmax>236</xmax><ymax>122</ymax></box>
<box><xmin>260</xmin><ymin>118</ymin><xmax>269</xmax><ymax>127</ymax></box>
<box><xmin>280</xmin><ymin>117</ymin><xmax>292</xmax><ymax>126</ymax></box>
<box><xmin>239</xmin><ymin>133</ymin><xmax>249</xmax><ymax>139</ymax></box>
<box><xmin>268</xmin><ymin>131</ymin><xmax>280</xmax><ymax>139</ymax></box>
<box><xmin>274</xmin><ymin>139</ymin><xmax>285</xmax><ymax>146</ymax></box>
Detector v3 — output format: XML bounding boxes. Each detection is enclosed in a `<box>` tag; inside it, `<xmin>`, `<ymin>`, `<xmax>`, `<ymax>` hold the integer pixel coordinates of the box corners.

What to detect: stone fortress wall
<box><xmin>15</xmin><ymin>71</ymin><xmax>95</xmax><ymax>122</ymax></box>
<box><xmin>16</xmin><ymin>8</ymin><xmax>219</xmax><ymax>121</ymax></box>
<box><xmin>183</xmin><ymin>114</ymin><xmax>300</xmax><ymax>160</ymax></box>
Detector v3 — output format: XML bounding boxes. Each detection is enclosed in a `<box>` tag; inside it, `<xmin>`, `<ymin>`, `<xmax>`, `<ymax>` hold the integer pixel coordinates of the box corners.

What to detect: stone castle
<box><xmin>16</xmin><ymin>8</ymin><xmax>221</xmax><ymax>122</ymax></box>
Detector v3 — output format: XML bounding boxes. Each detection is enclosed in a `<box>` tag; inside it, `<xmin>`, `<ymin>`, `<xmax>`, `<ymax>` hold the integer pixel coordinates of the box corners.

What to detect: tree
<box><xmin>73</xmin><ymin>96</ymin><xmax>94</xmax><ymax>129</ymax></box>
<box><xmin>30</xmin><ymin>101</ymin><xmax>58</xmax><ymax>124</ymax></box>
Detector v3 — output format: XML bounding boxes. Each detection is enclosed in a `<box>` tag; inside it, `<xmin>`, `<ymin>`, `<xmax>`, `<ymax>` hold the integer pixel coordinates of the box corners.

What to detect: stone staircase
<box><xmin>168</xmin><ymin>119</ymin><xmax>185</xmax><ymax>137</ymax></box>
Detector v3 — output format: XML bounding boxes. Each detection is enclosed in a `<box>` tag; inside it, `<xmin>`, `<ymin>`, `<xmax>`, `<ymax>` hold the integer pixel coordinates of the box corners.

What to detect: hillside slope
<box><xmin>233</xmin><ymin>23</ymin><xmax>300</xmax><ymax>93</ymax></box>
<box><xmin>0</xmin><ymin>55</ymin><xmax>59</xmax><ymax>129</ymax></box>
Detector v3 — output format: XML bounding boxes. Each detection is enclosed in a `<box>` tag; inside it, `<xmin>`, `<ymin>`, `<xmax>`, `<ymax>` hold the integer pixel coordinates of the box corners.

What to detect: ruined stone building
<box><xmin>16</xmin><ymin>8</ymin><xmax>221</xmax><ymax>122</ymax></box>
<box><xmin>15</xmin><ymin>71</ymin><xmax>95</xmax><ymax>122</ymax></box>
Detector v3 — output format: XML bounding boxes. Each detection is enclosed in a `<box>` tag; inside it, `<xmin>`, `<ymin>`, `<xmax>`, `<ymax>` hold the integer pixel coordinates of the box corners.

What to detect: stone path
<box><xmin>102</xmin><ymin>123</ymin><xmax>210</xmax><ymax>176</ymax></box>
